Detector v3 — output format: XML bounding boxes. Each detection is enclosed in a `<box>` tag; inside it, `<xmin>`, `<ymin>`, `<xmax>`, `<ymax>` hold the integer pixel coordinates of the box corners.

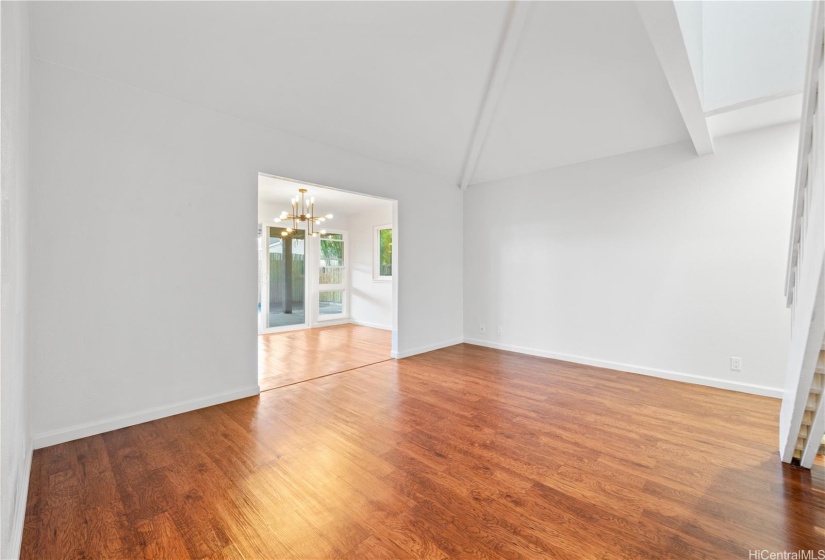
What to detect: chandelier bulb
<box><xmin>279</xmin><ymin>189</ymin><xmax>332</xmax><ymax>237</ymax></box>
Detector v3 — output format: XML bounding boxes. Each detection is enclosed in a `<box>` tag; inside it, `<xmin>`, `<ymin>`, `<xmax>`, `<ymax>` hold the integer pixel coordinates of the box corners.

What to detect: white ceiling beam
<box><xmin>459</xmin><ymin>0</ymin><xmax>534</xmax><ymax>190</ymax></box>
<box><xmin>636</xmin><ymin>1</ymin><xmax>714</xmax><ymax>156</ymax></box>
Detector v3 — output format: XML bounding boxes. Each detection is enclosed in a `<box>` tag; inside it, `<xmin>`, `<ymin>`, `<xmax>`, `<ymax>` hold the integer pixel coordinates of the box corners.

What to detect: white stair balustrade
<box><xmin>779</xmin><ymin>1</ymin><xmax>825</xmax><ymax>469</ymax></box>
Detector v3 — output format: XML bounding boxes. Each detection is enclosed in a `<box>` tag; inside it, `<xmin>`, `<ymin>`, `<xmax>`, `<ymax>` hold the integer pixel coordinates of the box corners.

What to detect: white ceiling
<box><xmin>30</xmin><ymin>1</ymin><xmax>812</xmax><ymax>188</ymax></box>
<box><xmin>472</xmin><ymin>1</ymin><xmax>689</xmax><ymax>184</ymax></box>
<box><xmin>31</xmin><ymin>1</ymin><xmax>506</xmax><ymax>183</ymax></box>
<box><xmin>259</xmin><ymin>175</ymin><xmax>390</xmax><ymax>217</ymax></box>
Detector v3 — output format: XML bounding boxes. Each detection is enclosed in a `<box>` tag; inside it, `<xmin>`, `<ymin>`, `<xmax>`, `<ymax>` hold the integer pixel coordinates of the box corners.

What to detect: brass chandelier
<box><xmin>274</xmin><ymin>188</ymin><xmax>333</xmax><ymax>237</ymax></box>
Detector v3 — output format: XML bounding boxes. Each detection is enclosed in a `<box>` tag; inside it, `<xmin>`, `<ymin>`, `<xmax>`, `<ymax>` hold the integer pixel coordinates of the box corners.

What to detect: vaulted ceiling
<box><xmin>473</xmin><ymin>1</ymin><xmax>689</xmax><ymax>184</ymax></box>
<box><xmin>31</xmin><ymin>1</ymin><xmax>811</xmax><ymax>188</ymax></box>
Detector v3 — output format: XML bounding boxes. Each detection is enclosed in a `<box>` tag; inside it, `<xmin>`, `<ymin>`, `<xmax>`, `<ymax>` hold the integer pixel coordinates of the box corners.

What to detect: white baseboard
<box><xmin>261</xmin><ymin>319</ymin><xmax>364</xmax><ymax>332</ymax></box>
<box><xmin>314</xmin><ymin>318</ymin><xmax>353</xmax><ymax>328</ymax></box>
<box><xmin>350</xmin><ymin>319</ymin><xmax>392</xmax><ymax>331</ymax></box>
<box><xmin>8</xmin><ymin>440</ymin><xmax>33</xmax><ymax>560</ymax></box>
<box><xmin>31</xmin><ymin>384</ymin><xmax>261</xmax><ymax>450</ymax></box>
<box><xmin>391</xmin><ymin>337</ymin><xmax>464</xmax><ymax>359</ymax></box>
<box><xmin>463</xmin><ymin>338</ymin><xmax>783</xmax><ymax>398</ymax></box>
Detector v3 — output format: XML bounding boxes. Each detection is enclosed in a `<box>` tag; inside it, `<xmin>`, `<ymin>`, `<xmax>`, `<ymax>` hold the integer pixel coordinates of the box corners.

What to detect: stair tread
<box><xmin>812</xmin><ymin>370</ymin><xmax>823</xmax><ymax>392</ymax></box>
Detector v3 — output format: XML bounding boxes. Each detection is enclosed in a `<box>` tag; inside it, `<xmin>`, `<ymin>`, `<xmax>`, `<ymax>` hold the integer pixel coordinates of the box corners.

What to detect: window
<box><xmin>374</xmin><ymin>225</ymin><xmax>393</xmax><ymax>281</ymax></box>
<box><xmin>318</xmin><ymin>232</ymin><xmax>347</xmax><ymax>319</ymax></box>
<box><xmin>319</xmin><ymin>290</ymin><xmax>344</xmax><ymax>315</ymax></box>
<box><xmin>320</xmin><ymin>233</ymin><xmax>344</xmax><ymax>284</ymax></box>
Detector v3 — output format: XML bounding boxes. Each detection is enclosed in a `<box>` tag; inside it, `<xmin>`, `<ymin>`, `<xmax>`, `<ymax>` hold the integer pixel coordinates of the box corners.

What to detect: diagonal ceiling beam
<box><xmin>459</xmin><ymin>0</ymin><xmax>534</xmax><ymax>190</ymax></box>
<box><xmin>636</xmin><ymin>0</ymin><xmax>714</xmax><ymax>156</ymax></box>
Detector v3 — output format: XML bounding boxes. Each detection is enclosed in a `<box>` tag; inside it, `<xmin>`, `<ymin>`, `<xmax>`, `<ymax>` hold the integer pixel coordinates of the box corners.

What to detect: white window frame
<box><xmin>373</xmin><ymin>224</ymin><xmax>393</xmax><ymax>282</ymax></box>
<box><xmin>316</xmin><ymin>229</ymin><xmax>349</xmax><ymax>322</ymax></box>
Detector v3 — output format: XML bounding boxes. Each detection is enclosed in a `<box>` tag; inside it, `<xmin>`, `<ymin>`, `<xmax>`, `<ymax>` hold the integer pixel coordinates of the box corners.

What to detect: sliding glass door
<box><xmin>261</xmin><ymin>226</ymin><xmax>306</xmax><ymax>331</ymax></box>
<box><xmin>258</xmin><ymin>226</ymin><xmax>348</xmax><ymax>332</ymax></box>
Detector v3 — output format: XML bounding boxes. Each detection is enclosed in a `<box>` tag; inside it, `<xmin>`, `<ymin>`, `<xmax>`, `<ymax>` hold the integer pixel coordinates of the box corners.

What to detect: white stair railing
<box><xmin>779</xmin><ymin>0</ymin><xmax>825</xmax><ymax>469</ymax></box>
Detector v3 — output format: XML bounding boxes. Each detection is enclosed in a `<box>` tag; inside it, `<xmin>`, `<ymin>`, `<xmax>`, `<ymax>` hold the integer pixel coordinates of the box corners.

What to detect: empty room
<box><xmin>1</xmin><ymin>1</ymin><xmax>823</xmax><ymax>559</ymax></box>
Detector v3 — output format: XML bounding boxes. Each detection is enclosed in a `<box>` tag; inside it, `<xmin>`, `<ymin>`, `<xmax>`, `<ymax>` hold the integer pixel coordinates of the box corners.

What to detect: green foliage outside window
<box><xmin>320</xmin><ymin>235</ymin><xmax>344</xmax><ymax>266</ymax></box>
<box><xmin>379</xmin><ymin>228</ymin><xmax>392</xmax><ymax>276</ymax></box>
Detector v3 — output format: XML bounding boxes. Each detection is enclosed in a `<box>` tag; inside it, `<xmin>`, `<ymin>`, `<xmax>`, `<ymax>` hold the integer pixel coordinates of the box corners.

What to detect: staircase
<box><xmin>780</xmin><ymin>1</ymin><xmax>825</xmax><ymax>469</ymax></box>
<box><xmin>790</xmin><ymin>341</ymin><xmax>825</xmax><ymax>462</ymax></box>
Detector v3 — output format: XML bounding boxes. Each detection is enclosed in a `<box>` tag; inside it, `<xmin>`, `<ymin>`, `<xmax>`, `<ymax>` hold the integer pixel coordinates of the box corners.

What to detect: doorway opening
<box><xmin>257</xmin><ymin>173</ymin><xmax>397</xmax><ymax>390</ymax></box>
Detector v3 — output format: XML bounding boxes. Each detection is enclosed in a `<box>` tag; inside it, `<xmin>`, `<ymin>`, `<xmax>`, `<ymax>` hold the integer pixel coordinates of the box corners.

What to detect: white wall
<box><xmin>350</xmin><ymin>205</ymin><xmax>394</xmax><ymax>330</ymax></box>
<box><xmin>703</xmin><ymin>1</ymin><xmax>812</xmax><ymax>111</ymax></box>
<box><xmin>29</xmin><ymin>59</ymin><xmax>463</xmax><ymax>446</ymax></box>
<box><xmin>1</xmin><ymin>3</ymin><xmax>31</xmax><ymax>558</ymax></box>
<box><xmin>464</xmin><ymin>123</ymin><xmax>798</xmax><ymax>397</ymax></box>
<box><xmin>257</xmin><ymin>201</ymin><xmax>281</xmax><ymax>226</ymax></box>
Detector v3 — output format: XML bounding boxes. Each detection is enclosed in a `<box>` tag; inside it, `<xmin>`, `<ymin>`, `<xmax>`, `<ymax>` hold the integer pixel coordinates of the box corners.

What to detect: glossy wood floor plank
<box><xmin>258</xmin><ymin>324</ymin><xmax>391</xmax><ymax>391</ymax></box>
<box><xmin>22</xmin><ymin>343</ymin><xmax>824</xmax><ymax>559</ymax></box>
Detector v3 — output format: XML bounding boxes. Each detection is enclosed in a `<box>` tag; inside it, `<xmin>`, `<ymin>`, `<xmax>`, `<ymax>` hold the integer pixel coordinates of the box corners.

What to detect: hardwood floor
<box><xmin>258</xmin><ymin>324</ymin><xmax>391</xmax><ymax>391</ymax></box>
<box><xmin>22</xmin><ymin>344</ymin><xmax>824</xmax><ymax>559</ymax></box>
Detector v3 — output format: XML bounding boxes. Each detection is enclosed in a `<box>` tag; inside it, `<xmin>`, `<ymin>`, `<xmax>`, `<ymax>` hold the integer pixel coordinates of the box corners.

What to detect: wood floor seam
<box><xmin>260</xmin><ymin>358</ymin><xmax>395</xmax><ymax>393</ymax></box>
<box><xmin>21</xmin><ymin>328</ymin><xmax>824</xmax><ymax>559</ymax></box>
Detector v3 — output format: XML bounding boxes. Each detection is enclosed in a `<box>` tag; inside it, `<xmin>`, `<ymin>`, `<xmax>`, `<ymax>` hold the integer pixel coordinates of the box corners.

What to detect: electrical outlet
<box><xmin>731</xmin><ymin>357</ymin><xmax>742</xmax><ymax>371</ymax></box>
<box><xmin>497</xmin><ymin>326</ymin><xmax>504</xmax><ymax>336</ymax></box>
<box><xmin>479</xmin><ymin>323</ymin><xmax>486</xmax><ymax>334</ymax></box>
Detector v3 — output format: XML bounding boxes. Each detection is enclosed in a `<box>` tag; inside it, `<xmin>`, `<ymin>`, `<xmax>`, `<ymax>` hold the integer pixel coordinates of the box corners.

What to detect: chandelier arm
<box><xmin>277</xmin><ymin>187</ymin><xmax>329</xmax><ymax>237</ymax></box>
